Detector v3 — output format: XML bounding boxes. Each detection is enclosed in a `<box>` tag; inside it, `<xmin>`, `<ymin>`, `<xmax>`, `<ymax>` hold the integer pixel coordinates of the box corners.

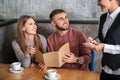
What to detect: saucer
<box><xmin>9</xmin><ymin>67</ymin><xmax>24</xmax><ymax>73</ymax></box>
<box><xmin>45</xmin><ymin>73</ymin><xmax>61</xmax><ymax>80</ymax></box>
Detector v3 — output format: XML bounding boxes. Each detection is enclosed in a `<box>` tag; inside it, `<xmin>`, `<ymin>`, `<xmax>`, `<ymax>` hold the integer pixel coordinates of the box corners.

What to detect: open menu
<box><xmin>35</xmin><ymin>42</ymin><xmax>70</xmax><ymax>67</ymax></box>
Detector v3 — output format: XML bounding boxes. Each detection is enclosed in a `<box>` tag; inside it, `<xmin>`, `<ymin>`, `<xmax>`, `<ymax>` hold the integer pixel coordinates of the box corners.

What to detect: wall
<box><xmin>0</xmin><ymin>0</ymin><xmax>102</xmax><ymax>20</ymax></box>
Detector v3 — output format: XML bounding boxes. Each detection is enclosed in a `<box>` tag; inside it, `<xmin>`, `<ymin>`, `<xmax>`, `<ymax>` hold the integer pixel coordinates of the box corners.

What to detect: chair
<box><xmin>89</xmin><ymin>50</ymin><xmax>95</xmax><ymax>71</ymax></box>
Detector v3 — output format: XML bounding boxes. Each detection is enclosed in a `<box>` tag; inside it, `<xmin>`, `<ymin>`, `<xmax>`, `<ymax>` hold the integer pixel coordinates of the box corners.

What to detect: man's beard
<box><xmin>56</xmin><ymin>25</ymin><xmax>69</xmax><ymax>31</ymax></box>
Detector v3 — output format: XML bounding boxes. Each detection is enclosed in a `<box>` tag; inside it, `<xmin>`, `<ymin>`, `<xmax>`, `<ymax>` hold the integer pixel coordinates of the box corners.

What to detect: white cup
<box><xmin>11</xmin><ymin>62</ymin><xmax>21</xmax><ymax>71</ymax></box>
<box><xmin>46</xmin><ymin>69</ymin><xmax>57</xmax><ymax>79</ymax></box>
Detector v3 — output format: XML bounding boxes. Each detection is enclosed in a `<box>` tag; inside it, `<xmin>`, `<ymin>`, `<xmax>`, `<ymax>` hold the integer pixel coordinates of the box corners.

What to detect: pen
<box><xmin>93</xmin><ymin>36</ymin><xmax>98</xmax><ymax>40</ymax></box>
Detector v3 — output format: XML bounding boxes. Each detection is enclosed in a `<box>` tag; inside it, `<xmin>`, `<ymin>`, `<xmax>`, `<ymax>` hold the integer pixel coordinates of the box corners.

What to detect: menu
<box><xmin>35</xmin><ymin>42</ymin><xmax>70</xmax><ymax>67</ymax></box>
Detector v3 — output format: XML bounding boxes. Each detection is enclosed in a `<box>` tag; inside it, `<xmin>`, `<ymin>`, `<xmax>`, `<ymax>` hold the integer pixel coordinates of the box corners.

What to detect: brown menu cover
<box><xmin>35</xmin><ymin>42</ymin><xmax>70</xmax><ymax>67</ymax></box>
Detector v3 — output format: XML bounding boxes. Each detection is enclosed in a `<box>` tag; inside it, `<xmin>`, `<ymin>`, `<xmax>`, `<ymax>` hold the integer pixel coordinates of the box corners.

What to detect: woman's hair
<box><xmin>16</xmin><ymin>15</ymin><xmax>43</xmax><ymax>53</ymax></box>
<box><xmin>117</xmin><ymin>0</ymin><xmax>120</xmax><ymax>5</ymax></box>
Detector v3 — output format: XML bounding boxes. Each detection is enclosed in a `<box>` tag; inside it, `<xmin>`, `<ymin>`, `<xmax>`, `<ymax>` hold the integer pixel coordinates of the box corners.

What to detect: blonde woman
<box><xmin>12</xmin><ymin>15</ymin><xmax>47</xmax><ymax>70</ymax></box>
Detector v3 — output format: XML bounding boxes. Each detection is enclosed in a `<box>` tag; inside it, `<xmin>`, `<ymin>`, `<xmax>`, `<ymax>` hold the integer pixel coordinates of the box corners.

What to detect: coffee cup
<box><xmin>46</xmin><ymin>69</ymin><xmax>57</xmax><ymax>79</ymax></box>
<box><xmin>11</xmin><ymin>62</ymin><xmax>21</xmax><ymax>71</ymax></box>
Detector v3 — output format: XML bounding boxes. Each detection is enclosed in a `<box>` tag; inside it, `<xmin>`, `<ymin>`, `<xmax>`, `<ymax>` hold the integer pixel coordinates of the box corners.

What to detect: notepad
<box><xmin>82</xmin><ymin>42</ymin><xmax>95</xmax><ymax>47</ymax></box>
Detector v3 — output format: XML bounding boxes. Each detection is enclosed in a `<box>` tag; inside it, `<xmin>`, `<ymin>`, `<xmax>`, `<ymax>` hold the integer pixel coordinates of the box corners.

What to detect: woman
<box><xmin>12</xmin><ymin>15</ymin><xmax>47</xmax><ymax>70</ymax></box>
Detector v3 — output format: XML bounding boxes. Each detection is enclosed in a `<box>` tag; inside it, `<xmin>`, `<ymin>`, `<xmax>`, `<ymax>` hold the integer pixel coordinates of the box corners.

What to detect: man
<box><xmin>84</xmin><ymin>0</ymin><xmax>120</xmax><ymax>79</ymax></box>
<box><xmin>47</xmin><ymin>9</ymin><xmax>91</xmax><ymax>70</ymax></box>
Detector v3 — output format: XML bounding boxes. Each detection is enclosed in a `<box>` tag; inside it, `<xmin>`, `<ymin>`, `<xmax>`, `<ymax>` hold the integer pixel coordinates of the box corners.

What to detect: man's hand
<box><xmin>62</xmin><ymin>52</ymin><xmax>76</xmax><ymax>63</ymax></box>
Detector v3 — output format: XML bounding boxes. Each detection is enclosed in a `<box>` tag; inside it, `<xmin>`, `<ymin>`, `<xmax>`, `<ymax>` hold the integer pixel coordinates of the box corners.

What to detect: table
<box><xmin>0</xmin><ymin>64</ymin><xmax>100</xmax><ymax>80</ymax></box>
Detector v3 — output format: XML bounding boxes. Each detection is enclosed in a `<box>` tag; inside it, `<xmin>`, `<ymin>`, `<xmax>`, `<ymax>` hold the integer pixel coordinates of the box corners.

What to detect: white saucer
<box><xmin>9</xmin><ymin>67</ymin><xmax>24</xmax><ymax>73</ymax></box>
<box><xmin>45</xmin><ymin>74</ymin><xmax>61</xmax><ymax>80</ymax></box>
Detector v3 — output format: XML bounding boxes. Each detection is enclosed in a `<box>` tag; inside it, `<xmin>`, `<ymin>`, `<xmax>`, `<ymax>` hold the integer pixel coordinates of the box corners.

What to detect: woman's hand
<box><xmin>87</xmin><ymin>37</ymin><xmax>98</xmax><ymax>45</ymax></box>
<box><xmin>38</xmin><ymin>63</ymin><xmax>47</xmax><ymax>70</ymax></box>
<box><xmin>83</xmin><ymin>37</ymin><xmax>104</xmax><ymax>51</ymax></box>
<box><xmin>25</xmin><ymin>46</ymin><xmax>37</xmax><ymax>56</ymax></box>
<box><xmin>29</xmin><ymin>63</ymin><xmax>37</xmax><ymax>68</ymax></box>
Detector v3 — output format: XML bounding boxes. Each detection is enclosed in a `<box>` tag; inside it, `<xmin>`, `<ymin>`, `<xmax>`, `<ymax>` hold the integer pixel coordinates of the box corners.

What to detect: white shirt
<box><xmin>102</xmin><ymin>7</ymin><xmax>120</xmax><ymax>75</ymax></box>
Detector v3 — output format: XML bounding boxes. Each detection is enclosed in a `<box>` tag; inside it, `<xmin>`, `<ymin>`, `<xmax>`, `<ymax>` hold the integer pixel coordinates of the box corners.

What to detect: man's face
<box><xmin>52</xmin><ymin>12</ymin><xmax>69</xmax><ymax>31</ymax></box>
<box><xmin>97</xmin><ymin>0</ymin><xmax>111</xmax><ymax>12</ymax></box>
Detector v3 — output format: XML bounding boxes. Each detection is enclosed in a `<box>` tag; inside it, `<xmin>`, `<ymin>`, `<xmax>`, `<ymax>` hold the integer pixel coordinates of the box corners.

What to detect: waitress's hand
<box><xmin>85</xmin><ymin>37</ymin><xmax>104</xmax><ymax>51</ymax></box>
<box><xmin>87</xmin><ymin>37</ymin><xmax>98</xmax><ymax>45</ymax></box>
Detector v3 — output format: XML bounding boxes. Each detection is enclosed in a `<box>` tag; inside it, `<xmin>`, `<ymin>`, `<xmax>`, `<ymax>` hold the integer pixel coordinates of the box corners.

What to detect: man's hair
<box><xmin>49</xmin><ymin>9</ymin><xmax>66</xmax><ymax>20</ymax></box>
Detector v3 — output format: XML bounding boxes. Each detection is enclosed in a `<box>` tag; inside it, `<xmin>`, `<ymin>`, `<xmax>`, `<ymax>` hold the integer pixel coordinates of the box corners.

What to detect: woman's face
<box><xmin>97</xmin><ymin>0</ymin><xmax>111</xmax><ymax>12</ymax></box>
<box><xmin>22</xmin><ymin>18</ymin><xmax>37</xmax><ymax>35</ymax></box>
